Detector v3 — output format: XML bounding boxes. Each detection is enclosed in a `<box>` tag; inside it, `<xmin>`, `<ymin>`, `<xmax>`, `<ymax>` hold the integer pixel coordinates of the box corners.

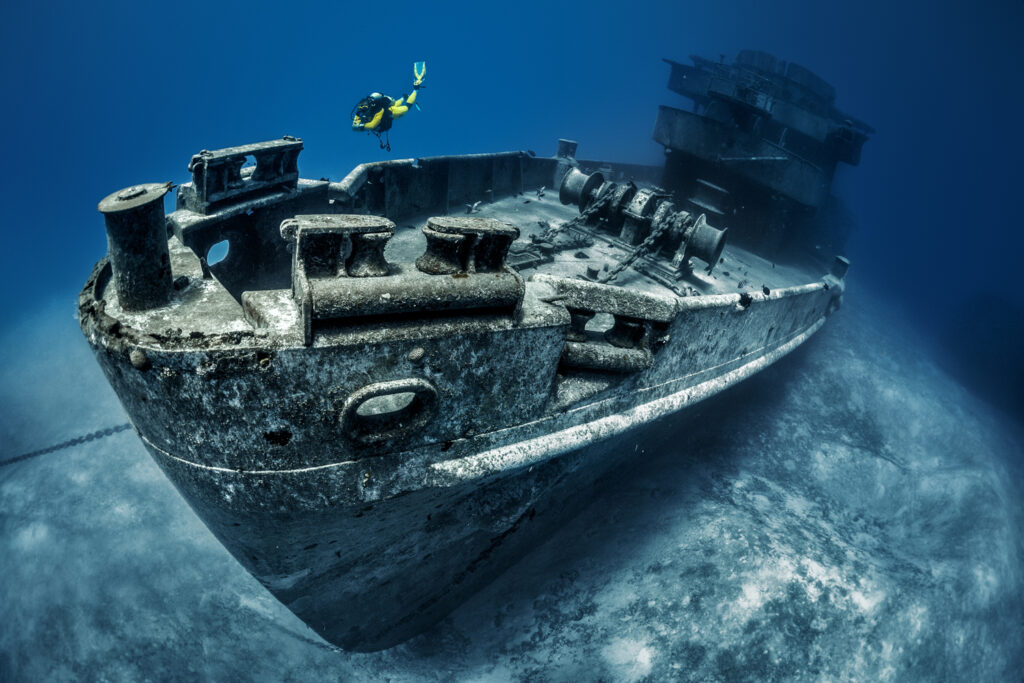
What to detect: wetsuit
<box><xmin>352</xmin><ymin>86</ymin><xmax>420</xmax><ymax>133</ymax></box>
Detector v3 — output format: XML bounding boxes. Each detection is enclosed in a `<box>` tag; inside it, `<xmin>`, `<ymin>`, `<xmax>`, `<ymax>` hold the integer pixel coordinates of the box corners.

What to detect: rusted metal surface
<box><xmin>415</xmin><ymin>216</ymin><xmax>520</xmax><ymax>275</ymax></box>
<box><xmin>558</xmin><ymin>167</ymin><xmax>728</xmax><ymax>277</ymax></box>
<box><xmin>181</xmin><ymin>136</ymin><xmax>303</xmax><ymax>213</ymax></box>
<box><xmin>97</xmin><ymin>183</ymin><xmax>174</xmax><ymax>311</ymax></box>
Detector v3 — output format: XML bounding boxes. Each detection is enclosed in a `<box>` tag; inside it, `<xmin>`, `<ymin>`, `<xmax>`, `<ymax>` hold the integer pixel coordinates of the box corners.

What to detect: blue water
<box><xmin>2</xmin><ymin>0</ymin><xmax>1022</xmax><ymax>679</ymax></box>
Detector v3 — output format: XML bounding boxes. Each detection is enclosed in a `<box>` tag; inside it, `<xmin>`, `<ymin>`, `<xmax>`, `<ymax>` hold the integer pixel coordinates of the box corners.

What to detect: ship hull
<box><xmin>79</xmin><ymin>135</ymin><xmax>850</xmax><ymax>650</ymax></box>
<box><xmin>99</xmin><ymin>295</ymin><xmax>831</xmax><ymax>650</ymax></box>
<box><xmin>142</xmin><ymin>429</ymin><xmax>626</xmax><ymax>651</ymax></box>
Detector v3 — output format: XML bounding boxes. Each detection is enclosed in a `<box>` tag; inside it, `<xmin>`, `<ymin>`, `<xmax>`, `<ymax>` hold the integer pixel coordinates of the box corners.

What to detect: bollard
<box><xmin>416</xmin><ymin>217</ymin><xmax>519</xmax><ymax>274</ymax></box>
<box><xmin>98</xmin><ymin>183</ymin><xmax>173</xmax><ymax>311</ymax></box>
<box><xmin>282</xmin><ymin>215</ymin><xmax>395</xmax><ymax>278</ymax></box>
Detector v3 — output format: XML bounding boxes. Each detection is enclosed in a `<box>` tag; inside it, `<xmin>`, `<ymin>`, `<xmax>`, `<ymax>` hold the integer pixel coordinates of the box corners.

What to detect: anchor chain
<box><xmin>1</xmin><ymin>423</ymin><xmax>133</xmax><ymax>468</ymax></box>
<box><xmin>538</xmin><ymin>183</ymin><xmax>614</xmax><ymax>243</ymax></box>
<box><xmin>598</xmin><ymin>214</ymin><xmax>674</xmax><ymax>284</ymax></box>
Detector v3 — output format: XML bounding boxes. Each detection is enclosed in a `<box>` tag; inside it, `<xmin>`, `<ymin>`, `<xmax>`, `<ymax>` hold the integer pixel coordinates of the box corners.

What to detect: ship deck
<box><xmin>385</xmin><ymin>190</ymin><xmax>817</xmax><ymax>299</ymax></box>
<box><xmin>95</xmin><ymin>177</ymin><xmax>825</xmax><ymax>347</ymax></box>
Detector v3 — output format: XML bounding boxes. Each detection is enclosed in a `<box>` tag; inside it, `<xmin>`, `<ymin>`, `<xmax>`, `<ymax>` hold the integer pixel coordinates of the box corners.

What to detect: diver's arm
<box><xmin>355</xmin><ymin>107</ymin><xmax>386</xmax><ymax>131</ymax></box>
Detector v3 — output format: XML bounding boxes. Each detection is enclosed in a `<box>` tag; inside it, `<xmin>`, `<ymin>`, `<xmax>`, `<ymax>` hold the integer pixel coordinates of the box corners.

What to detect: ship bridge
<box><xmin>653</xmin><ymin>50</ymin><xmax>873</xmax><ymax>254</ymax></box>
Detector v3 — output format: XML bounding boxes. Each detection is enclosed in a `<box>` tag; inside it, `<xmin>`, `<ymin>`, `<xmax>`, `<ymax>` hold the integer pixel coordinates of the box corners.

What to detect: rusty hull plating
<box><xmin>79</xmin><ymin>54</ymin><xmax>864</xmax><ymax>651</ymax></box>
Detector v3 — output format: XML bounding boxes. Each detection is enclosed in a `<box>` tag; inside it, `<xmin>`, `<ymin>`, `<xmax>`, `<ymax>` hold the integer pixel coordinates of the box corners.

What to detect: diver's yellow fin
<box><xmin>413</xmin><ymin>61</ymin><xmax>426</xmax><ymax>87</ymax></box>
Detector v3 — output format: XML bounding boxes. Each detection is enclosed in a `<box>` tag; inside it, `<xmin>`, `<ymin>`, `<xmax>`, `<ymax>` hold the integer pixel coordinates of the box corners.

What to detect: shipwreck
<box><xmin>79</xmin><ymin>51</ymin><xmax>868</xmax><ymax>650</ymax></box>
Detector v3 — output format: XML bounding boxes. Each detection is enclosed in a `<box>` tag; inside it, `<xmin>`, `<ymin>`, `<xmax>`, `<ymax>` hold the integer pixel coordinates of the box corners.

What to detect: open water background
<box><xmin>1</xmin><ymin>1</ymin><xmax>1022</xmax><ymax>679</ymax></box>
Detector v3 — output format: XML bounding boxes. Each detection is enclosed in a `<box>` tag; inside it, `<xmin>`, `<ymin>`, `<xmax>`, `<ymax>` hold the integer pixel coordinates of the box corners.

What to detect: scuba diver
<box><xmin>351</xmin><ymin>62</ymin><xmax>426</xmax><ymax>151</ymax></box>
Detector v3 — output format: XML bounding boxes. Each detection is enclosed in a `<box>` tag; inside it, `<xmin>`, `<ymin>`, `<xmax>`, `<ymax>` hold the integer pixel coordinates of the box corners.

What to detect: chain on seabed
<box><xmin>1</xmin><ymin>423</ymin><xmax>133</xmax><ymax>468</ymax></box>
